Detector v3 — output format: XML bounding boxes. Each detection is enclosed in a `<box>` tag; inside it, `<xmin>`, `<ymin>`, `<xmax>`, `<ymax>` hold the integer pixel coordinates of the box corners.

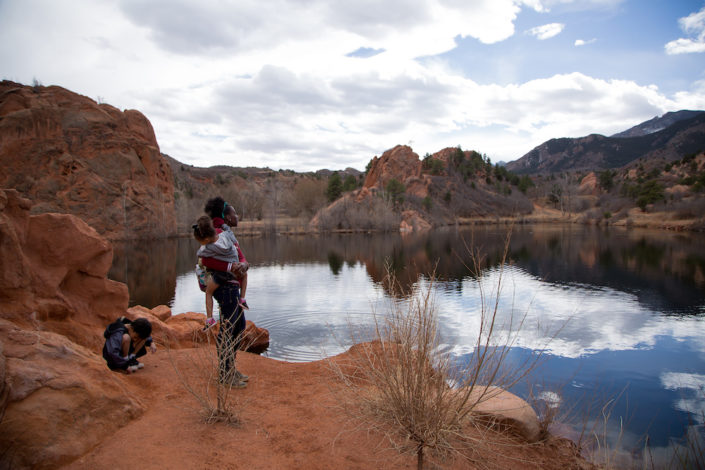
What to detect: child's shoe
<box><xmin>239</xmin><ymin>299</ymin><xmax>249</xmax><ymax>310</ymax></box>
<box><xmin>202</xmin><ymin>317</ymin><xmax>217</xmax><ymax>331</ymax></box>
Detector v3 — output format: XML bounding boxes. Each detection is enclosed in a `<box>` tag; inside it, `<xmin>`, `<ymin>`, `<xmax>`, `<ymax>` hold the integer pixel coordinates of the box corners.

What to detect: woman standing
<box><xmin>199</xmin><ymin>196</ymin><xmax>250</xmax><ymax>388</ymax></box>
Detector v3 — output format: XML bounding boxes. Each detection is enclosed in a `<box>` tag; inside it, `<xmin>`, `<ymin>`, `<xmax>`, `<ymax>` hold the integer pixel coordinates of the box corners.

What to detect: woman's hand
<box><xmin>231</xmin><ymin>262</ymin><xmax>249</xmax><ymax>277</ymax></box>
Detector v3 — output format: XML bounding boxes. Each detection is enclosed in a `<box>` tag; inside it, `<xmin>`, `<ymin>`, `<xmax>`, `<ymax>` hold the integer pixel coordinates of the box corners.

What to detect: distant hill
<box><xmin>506</xmin><ymin>111</ymin><xmax>705</xmax><ymax>174</ymax></box>
<box><xmin>611</xmin><ymin>110</ymin><xmax>704</xmax><ymax>138</ymax></box>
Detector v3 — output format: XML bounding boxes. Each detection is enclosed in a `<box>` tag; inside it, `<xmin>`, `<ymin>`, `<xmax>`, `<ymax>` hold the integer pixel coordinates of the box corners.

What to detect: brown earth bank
<box><xmin>0</xmin><ymin>188</ymin><xmax>594</xmax><ymax>469</ymax></box>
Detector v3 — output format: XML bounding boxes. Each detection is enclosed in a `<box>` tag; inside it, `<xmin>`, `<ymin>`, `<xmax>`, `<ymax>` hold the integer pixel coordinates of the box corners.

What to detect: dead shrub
<box><xmin>316</xmin><ymin>195</ymin><xmax>400</xmax><ymax>231</ymax></box>
<box><xmin>330</xmin><ymin>231</ymin><xmax>548</xmax><ymax>469</ymax></box>
<box><xmin>166</xmin><ymin>320</ymin><xmax>248</xmax><ymax>425</ymax></box>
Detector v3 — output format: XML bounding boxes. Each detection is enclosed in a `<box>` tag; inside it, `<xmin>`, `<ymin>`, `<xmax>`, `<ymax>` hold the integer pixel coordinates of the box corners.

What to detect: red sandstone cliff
<box><xmin>0</xmin><ymin>81</ymin><xmax>176</xmax><ymax>240</ymax></box>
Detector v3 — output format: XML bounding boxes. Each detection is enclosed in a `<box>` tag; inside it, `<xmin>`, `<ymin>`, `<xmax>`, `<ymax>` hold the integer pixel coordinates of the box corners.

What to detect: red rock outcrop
<box><xmin>0</xmin><ymin>319</ymin><xmax>145</xmax><ymax>468</ymax></box>
<box><xmin>579</xmin><ymin>172</ymin><xmax>599</xmax><ymax>196</ymax></box>
<box><xmin>400</xmin><ymin>210</ymin><xmax>432</xmax><ymax>232</ymax></box>
<box><xmin>125</xmin><ymin>305</ymin><xmax>270</xmax><ymax>352</ymax></box>
<box><xmin>467</xmin><ymin>386</ymin><xmax>542</xmax><ymax>443</ymax></box>
<box><xmin>0</xmin><ymin>189</ymin><xmax>268</xmax><ymax>469</ymax></box>
<box><xmin>0</xmin><ymin>189</ymin><xmax>129</xmax><ymax>350</ymax></box>
<box><xmin>362</xmin><ymin>144</ymin><xmax>423</xmax><ymax>192</ymax></box>
<box><xmin>0</xmin><ymin>80</ymin><xmax>176</xmax><ymax>240</ymax></box>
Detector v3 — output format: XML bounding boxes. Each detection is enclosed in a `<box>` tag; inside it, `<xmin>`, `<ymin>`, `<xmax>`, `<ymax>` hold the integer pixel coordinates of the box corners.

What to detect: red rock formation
<box><xmin>579</xmin><ymin>172</ymin><xmax>599</xmax><ymax>196</ymax></box>
<box><xmin>400</xmin><ymin>210</ymin><xmax>432</xmax><ymax>232</ymax></box>
<box><xmin>0</xmin><ymin>189</ymin><xmax>129</xmax><ymax>350</ymax></box>
<box><xmin>0</xmin><ymin>319</ymin><xmax>145</xmax><ymax>468</ymax></box>
<box><xmin>0</xmin><ymin>189</ymin><xmax>267</xmax><ymax>468</ymax></box>
<box><xmin>125</xmin><ymin>305</ymin><xmax>270</xmax><ymax>352</ymax></box>
<box><xmin>363</xmin><ymin>144</ymin><xmax>423</xmax><ymax>191</ymax></box>
<box><xmin>467</xmin><ymin>385</ymin><xmax>542</xmax><ymax>443</ymax></box>
<box><xmin>0</xmin><ymin>81</ymin><xmax>176</xmax><ymax>240</ymax></box>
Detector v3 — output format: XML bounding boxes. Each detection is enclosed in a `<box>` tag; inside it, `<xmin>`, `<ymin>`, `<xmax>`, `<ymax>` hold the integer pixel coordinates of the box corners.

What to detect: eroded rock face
<box><xmin>0</xmin><ymin>190</ymin><xmax>129</xmax><ymax>350</ymax></box>
<box><xmin>579</xmin><ymin>172</ymin><xmax>599</xmax><ymax>196</ymax></box>
<box><xmin>363</xmin><ymin>145</ymin><xmax>423</xmax><ymax>191</ymax></box>
<box><xmin>400</xmin><ymin>210</ymin><xmax>432</xmax><ymax>232</ymax></box>
<box><xmin>0</xmin><ymin>80</ymin><xmax>176</xmax><ymax>240</ymax></box>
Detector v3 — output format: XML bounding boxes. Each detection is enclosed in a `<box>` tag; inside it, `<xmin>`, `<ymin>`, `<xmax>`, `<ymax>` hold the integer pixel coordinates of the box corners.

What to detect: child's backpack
<box><xmin>195</xmin><ymin>261</ymin><xmax>207</xmax><ymax>292</ymax></box>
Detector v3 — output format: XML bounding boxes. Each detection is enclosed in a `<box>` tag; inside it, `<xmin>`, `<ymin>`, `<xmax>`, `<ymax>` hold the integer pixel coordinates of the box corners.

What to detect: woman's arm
<box><xmin>200</xmin><ymin>256</ymin><xmax>232</xmax><ymax>272</ymax></box>
<box><xmin>236</xmin><ymin>243</ymin><xmax>247</xmax><ymax>264</ymax></box>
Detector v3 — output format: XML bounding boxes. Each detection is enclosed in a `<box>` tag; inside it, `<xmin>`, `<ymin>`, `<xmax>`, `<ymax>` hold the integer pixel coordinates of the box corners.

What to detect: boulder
<box><xmin>0</xmin><ymin>319</ymin><xmax>144</xmax><ymax>469</ymax></box>
<box><xmin>0</xmin><ymin>80</ymin><xmax>176</xmax><ymax>240</ymax></box>
<box><xmin>242</xmin><ymin>320</ymin><xmax>270</xmax><ymax>353</ymax></box>
<box><xmin>467</xmin><ymin>385</ymin><xmax>542</xmax><ymax>443</ymax></box>
<box><xmin>125</xmin><ymin>306</ymin><xmax>270</xmax><ymax>352</ymax></box>
<box><xmin>400</xmin><ymin>210</ymin><xmax>432</xmax><ymax>233</ymax></box>
<box><xmin>151</xmin><ymin>304</ymin><xmax>172</xmax><ymax>322</ymax></box>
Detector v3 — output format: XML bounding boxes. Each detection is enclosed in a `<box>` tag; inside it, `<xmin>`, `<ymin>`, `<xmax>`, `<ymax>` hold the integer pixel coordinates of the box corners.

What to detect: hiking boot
<box><xmin>219</xmin><ymin>376</ymin><xmax>247</xmax><ymax>389</ymax></box>
<box><xmin>238</xmin><ymin>299</ymin><xmax>249</xmax><ymax>310</ymax></box>
<box><xmin>127</xmin><ymin>364</ymin><xmax>139</xmax><ymax>373</ymax></box>
<box><xmin>234</xmin><ymin>370</ymin><xmax>249</xmax><ymax>382</ymax></box>
<box><xmin>219</xmin><ymin>372</ymin><xmax>248</xmax><ymax>388</ymax></box>
<box><xmin>136</xmin><ymin>362</ymin><xmax>145</xmax><ymax>369</ymax></box>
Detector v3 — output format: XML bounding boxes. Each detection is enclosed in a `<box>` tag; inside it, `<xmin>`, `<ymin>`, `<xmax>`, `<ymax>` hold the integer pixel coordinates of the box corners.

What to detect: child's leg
<box><xmin>239</xmin><ymin>272</ymin><xmax>248</xmax><ymax>300</ymax></box>
<box><xmin>238</xmin><ymin>272</ymin><xmax>249</xmax><ymax>309</ymax></box>
<box><xmin>205</xmin><ymin>277</ymin><xmax>218</xmax><ymax>319</ymax></box>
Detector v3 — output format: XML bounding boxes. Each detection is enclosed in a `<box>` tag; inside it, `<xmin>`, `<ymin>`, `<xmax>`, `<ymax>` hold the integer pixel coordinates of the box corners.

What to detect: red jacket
<box><xmin>200</xmin><ymin>217</ymin><xmax>247</xmax><ymax>272</ymax></box>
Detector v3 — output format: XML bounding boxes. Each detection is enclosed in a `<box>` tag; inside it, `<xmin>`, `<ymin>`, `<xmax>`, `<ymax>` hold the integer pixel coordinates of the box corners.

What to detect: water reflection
<box><xmin>110</xmin><ymin>226</ymin><xmax>705</xmax><ymax>314</ymax></box>
<box><xmin>108</xmin><ymin>225</ymin><xmax>705</xmax><ymax>462</ymax></box>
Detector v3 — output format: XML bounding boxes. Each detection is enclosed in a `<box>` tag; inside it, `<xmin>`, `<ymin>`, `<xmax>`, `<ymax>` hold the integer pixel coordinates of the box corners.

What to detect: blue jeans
<box><xmin>213</xmin><ymin>283</ymin><xmax>246</xmax><ymax>376</ymax></box>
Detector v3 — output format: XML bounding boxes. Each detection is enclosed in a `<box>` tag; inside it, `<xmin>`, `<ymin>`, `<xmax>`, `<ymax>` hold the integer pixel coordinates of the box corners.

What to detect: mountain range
<box><xmin>506</xmin><ymin>110</ymin><xmax>705</xmax><ymax>174</ymax></box>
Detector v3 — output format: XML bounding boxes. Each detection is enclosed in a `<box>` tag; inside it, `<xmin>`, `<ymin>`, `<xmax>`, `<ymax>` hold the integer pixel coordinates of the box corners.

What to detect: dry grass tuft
<box><xmin>166</xmin><ymin>320</ymin><xmax>249</xmax><ymax>425</ymax></box>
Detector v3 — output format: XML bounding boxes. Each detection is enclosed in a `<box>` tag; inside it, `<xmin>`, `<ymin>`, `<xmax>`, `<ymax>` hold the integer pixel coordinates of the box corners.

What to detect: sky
<box><xmin>1</xmin><ymin>0</ymin><xmax>705</xmax><ymax>172</ymax></box>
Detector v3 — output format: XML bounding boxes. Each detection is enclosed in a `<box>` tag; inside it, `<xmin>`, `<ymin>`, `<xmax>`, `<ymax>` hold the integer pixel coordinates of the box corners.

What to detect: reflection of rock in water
<box><xmin>110</xmin><ymin>225</ymin><xmax>705</xmax><ymax>311</ymax></box>
<box><xmin>109</xmin><ymin>238</ymin><xmax>183</xmax><ymax>308</ymax></box>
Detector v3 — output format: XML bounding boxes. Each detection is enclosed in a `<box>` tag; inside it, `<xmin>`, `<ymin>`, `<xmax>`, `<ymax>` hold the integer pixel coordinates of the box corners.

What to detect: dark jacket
<box><xmin>102</xmin><ymin>319</ymin><xmax>130</xmax><ymax>370</ymax></box>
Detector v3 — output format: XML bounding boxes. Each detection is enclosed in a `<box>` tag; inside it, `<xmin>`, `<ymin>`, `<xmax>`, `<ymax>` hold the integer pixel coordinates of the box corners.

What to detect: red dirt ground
<box><xmin>65</xmin><ymin>348</ymin><xmax>594</xmax><ymax>470</ymax></box>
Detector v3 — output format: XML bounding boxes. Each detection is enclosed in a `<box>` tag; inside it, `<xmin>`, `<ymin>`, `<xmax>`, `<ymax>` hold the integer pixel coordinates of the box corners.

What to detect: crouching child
<box><xmin>102</xmin><ymin>316</ymin><xmax>156</xmax><ymax>373</ymax></box>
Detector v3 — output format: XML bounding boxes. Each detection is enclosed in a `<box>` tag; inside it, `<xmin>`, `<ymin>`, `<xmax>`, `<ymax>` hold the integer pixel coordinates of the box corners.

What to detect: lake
<box><xmin>109</xmin><ymin>224</ymin><xmax>705</xmax><ymax>467</ymax></box>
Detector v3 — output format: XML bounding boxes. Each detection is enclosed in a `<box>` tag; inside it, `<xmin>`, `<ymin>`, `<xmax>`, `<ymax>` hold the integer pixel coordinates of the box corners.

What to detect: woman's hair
<box><xmin>204</xmin><ymin>197</ymin><xmax>226</xmax><ymax>219</ymax></box>
<box><xmin>131</xmin><ymin>318</ymin><xmax>152</xmax><ymax>339</ymax></box>
<box><xmin>192</xmin><ymin>215</ymin><xmax>216</xmax><ymax>241</ymax></box>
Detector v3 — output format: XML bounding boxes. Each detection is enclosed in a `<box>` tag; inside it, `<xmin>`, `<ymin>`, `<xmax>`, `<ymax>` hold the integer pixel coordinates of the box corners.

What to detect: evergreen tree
<box><xmin>326</xmin><ymin>172</ymin><xmax>343</xmax><ymax>202</ymax></box>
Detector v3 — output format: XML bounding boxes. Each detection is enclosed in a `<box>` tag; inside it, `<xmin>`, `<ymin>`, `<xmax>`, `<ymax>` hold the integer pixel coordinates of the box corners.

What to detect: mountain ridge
<box><xmin>506</xmin><ymin>110</ymin><xmax>705</xmax><ymax>174</ymax></box>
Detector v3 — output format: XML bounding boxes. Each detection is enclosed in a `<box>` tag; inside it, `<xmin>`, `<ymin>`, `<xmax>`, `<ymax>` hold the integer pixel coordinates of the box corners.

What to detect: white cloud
<box><xmin>574</xmin><ymin>38</ymin><xmax>597</xmax><ymax>46</ymax></box>
<box><xmin>0</xmin><ymin>0</ymin><xmax>703</xmax><ymax>171</ymax></box>
<box><xmin>665</xmin><ymin>6</ymin><xmax>705</xmax><ymax>55</ymax></box>
<box><xmin>440</xmin><ymin>266</ymin><xmax>705</xmax><ymax>359</ymax></box>
<box><xmin>527</xmin><ymin>22</ymin><xmax>565</xmax><ymax>40</ymax></box>
<box><xmin>665</xmin><ymin>38</ymin><xmax>705</xmax><ymax>55</ymax></box>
